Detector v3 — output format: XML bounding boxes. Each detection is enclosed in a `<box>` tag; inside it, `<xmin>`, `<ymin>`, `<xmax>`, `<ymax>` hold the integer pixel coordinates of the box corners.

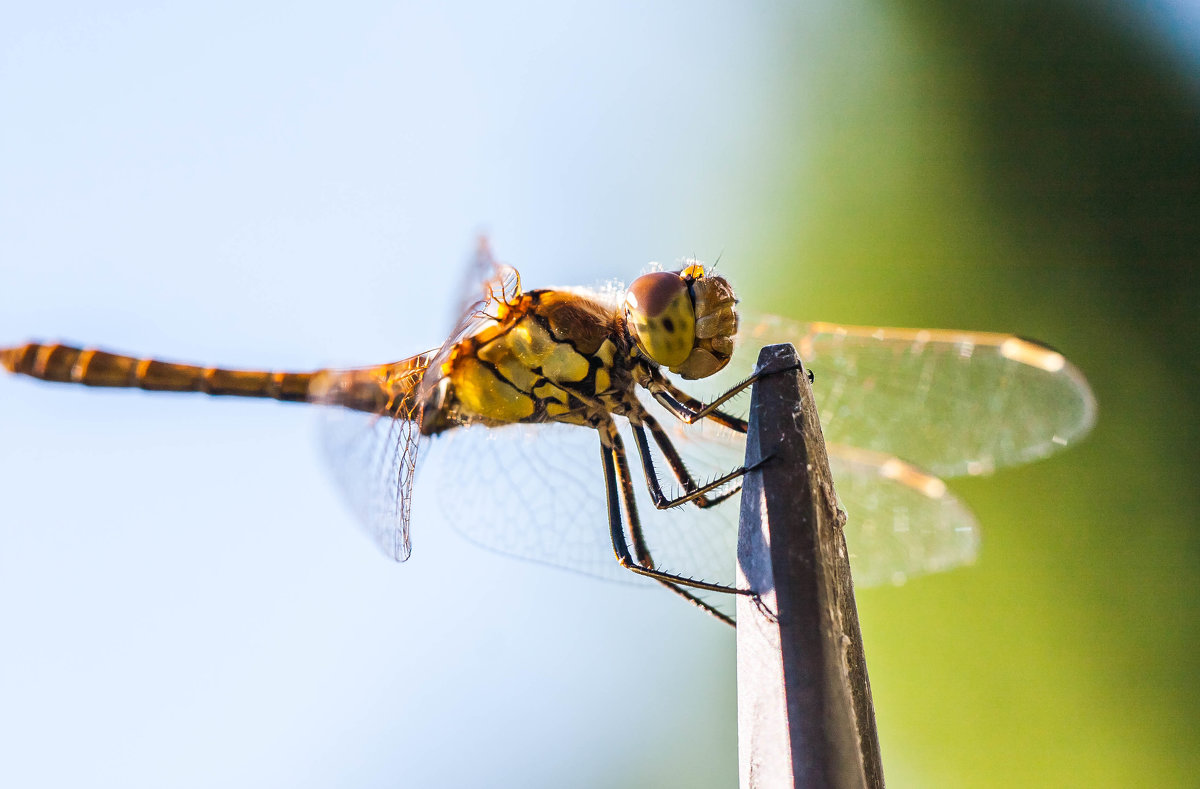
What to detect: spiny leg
<box><xmin>645</xmin><ymin>414</ymin><xmax>757</xmax><ymax>506</ymax></box>
<box><xmin>630</xmin><ymin>420</ymin><xmax>738</xmax><ymax>509</ymax></box>
<box><xmin>629</xmin><ymin>416</ymin><xmax>751</xmax><ymax>625</ymax></box>
<box><xmin>646</xmin><ymin>360</ymin><xmax>806</xmax><ymax>430</ymax></box>
<box><xmin>598</xmin><ymin>422</ymin><xmax>746</xmax><ymax>596</ymax></box>
<box><xmin>605</xmin><ymin>421</ymin><xmax>654</xmax><ymax>567</ymax></box>
<box><xmin>630</xmin><ymin>414</ymin><xmax>760</xmax><ymax>510</ymax></box>
<box><xmin>643</xmin><ymin>413</ymin><xmax>759</xmax><ymax>507</ymax></box>
<box><xmin>612</xmin><ymin>431</ymin><xmax>738</xmax><ymax>626</ymax></box>
<box><xmin>654</xmin><ymin>579</ymin><xmax>735</xmax><ymax>627</ymax></box>
<box><xmin>648</xmin><ymin>372</ymin><xmax>748</xmax><ymax>432</ymax></box>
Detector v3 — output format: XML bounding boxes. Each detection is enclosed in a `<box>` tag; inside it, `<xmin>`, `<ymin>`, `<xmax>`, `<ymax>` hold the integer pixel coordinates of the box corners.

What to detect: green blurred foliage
<box><xmin>747</xmin><ymin>2</ymin><xmax>1199</xmax><ymax>787</ymax></box>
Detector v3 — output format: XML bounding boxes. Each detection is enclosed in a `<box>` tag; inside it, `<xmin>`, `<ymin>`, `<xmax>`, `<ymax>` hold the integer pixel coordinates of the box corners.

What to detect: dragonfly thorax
<box><xmin>425</xmin><ymin>288</ymin><xmax>637</xmax><ymax>433</ymax></box>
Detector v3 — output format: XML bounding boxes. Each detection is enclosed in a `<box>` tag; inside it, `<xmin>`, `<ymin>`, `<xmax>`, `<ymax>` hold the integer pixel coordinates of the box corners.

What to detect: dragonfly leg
<box><xmin>604</xmin><ymin>421</ymin><xmax>655</xmax><ymax>567</ymax></box>
<box><xmin>653</xmin><ymin>580</ymin><xmax>735</xmax><ymax>627</ymax></box>
<box><xmin>647</xmin><ymin>360</ymin><xmax>808</xmax><ymax>431</ymax></box>
<box><xmin>599</xmin><ymin>423</ymin><xmax>749</xmax><ymax>597</ymax></box>
<box><xmin>630</xmin><ymin>414</ymin><xmax>762</xmax><ymax>510</ymax></box>
<box><xmin>649</xmin><ymin>374</ymin><xmax>748</xmax><ymax>432</ymax></box>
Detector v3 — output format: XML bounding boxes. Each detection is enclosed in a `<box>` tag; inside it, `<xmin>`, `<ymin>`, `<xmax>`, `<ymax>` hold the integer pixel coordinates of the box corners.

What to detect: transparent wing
<box><xmin>417</xmin><ymin>242</ymin><xmax>521</xmax><ymax>402</ymax></box>
<box><xmin>420</xmin><ymin>408</ymin><xmax>748</xmax><ymax>619</ymax></box>
<box><xmin>422</xmin><ymin>421</ymin><xmax>633</xmax><ymax>582</ymax></box>
<box><xmin>731</xmin><ymin>317</ymin><xmax>1097</xmax><ymax>478</ymax></box>
<box><xmin>316</xmin><ymin>401</ymin><xmax>424</xmax><ymax>561</ymax></box>
<box><xmin>314</xmin><ymin>252</ymin><xmax>522</xmax><ymax>563</ymax></box>
<box><xmin>421</xmin><ymin>307</ymin><xmax>1055</xmax><ymax>605</ymax></box>
<box><xmin>644</xmin><ymin>406</ymin><xmax>980</xmax><ymax>589</ymax></box>
<box><xmin>825</xmin><ymin>444</ymin><xmax>979</xmax><ymax>586</ymax></box>
<box><xmin>444</xmin><ymin>237</ymin><xmax>521</xmax><ymax>352</ymax></box>
<box><xmin>440</xmin><ymin>259</ymin><xmax>521</xmax><ymax>356</ymax></box>
<box><xmin>421</xmin><ymin>386</ymin><xmax>979</xmax><ymax>621</ymax></box>
<box><xmin>311</xmin><ymin>356</ymin><xmax>434</xmax><ymax>561</ymax></box>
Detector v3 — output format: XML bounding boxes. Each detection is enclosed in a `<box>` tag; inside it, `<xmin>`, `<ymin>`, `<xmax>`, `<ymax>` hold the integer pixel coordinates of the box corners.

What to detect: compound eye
<box><xmin>623</xmin><ymin>272</ymin><xmax>696</xmax><ymax>367</ymax></box>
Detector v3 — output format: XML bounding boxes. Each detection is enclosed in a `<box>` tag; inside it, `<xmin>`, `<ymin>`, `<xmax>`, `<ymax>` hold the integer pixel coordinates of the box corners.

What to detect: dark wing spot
<box><xmin>662</xmin><ymin>317</ymin><xmax>675</xmax><ymax>333</ymax></box>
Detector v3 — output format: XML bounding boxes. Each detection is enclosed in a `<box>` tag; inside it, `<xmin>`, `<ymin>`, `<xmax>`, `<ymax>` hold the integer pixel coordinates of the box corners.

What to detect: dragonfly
<box><xmin>0</xmin><ymin>244</ymin><xmax>1096</xmax><ymax>624</ymax></box>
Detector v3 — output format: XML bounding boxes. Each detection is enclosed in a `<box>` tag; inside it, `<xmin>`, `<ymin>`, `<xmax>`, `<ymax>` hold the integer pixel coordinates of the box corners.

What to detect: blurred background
<box><xmin>1</xmin><ymin>2</ymin><xmax>1196</xmax><ymax>787</ymax></box>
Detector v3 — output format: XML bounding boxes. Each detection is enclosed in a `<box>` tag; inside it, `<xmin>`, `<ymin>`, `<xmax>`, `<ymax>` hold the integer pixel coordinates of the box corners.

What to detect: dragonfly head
<box><xmin>623</xmin><ymin>263</ymin><xmax>737</xmax><ymax>379</ymax></box>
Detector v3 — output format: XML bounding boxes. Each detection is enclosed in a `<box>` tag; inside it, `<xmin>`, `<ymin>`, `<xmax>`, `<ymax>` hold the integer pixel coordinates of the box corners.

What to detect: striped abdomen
<box><xmin>0</xmin><ymin>342</ymin><xmax>433</xmax><ymax>416</ymax></box>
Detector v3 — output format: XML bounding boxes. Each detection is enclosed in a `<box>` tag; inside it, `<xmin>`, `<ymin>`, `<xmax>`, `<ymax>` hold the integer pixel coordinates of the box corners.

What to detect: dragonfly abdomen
<box><xmin>0</xmin><ymin>342</ymin><xmax>315</xmax><ymax>402</ymax></box>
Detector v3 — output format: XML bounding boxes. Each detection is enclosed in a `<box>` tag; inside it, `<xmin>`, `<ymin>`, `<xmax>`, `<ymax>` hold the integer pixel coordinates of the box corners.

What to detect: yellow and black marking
<box><xmin>436</xmin><ymin>289</ymin><xmax>633</xmax><ymax>431</ymax></box>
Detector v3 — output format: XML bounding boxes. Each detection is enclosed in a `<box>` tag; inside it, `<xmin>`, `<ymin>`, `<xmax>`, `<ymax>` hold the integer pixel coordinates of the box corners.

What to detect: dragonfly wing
<box><xmin>826</xmin><ymin>444</ymin><xmax>979</xmax><ymax>586</ymax></box>
<box><xmin>730</xmin><ymin>316</ymin><xmax>1097</xmax><ymax>478</ymax></box>
<box><xmin>422</xmin><ymin>391</ymin><xmax>979</xmax><ymax>618</ymax></box>
<box><xmin>423</xmin><ymin>420</ymin><xmax>637</xmax><ymax>584</ymax></box>
<box><xmin>317</xmin><ymin>405</ymin><xmax>423</xmax><ymax>561</ymax></box>
<box><xmin>422</xmin><ymin>412</ymin><xmax>746</xmax><ymax>591</ymax></box>
<box><xmin>647</xmin><ymin>409</ymin><xmax>981</xmax><ymax>589</ymax></box>
<box><xmin>447</xmin><ymin>237</ymin><xmax>522</xmax><ymax>342</ymax></box>
<box><xmin>417</xmin><ymin>246</ymin><xmax>522</xmax><ymax>404</ymax></box>
<box><xmin>311</xmin><ymin>358</ymin><xmax>433</xmax><ymax>562</ymax></box>
<box><xmin>312</xmin><ymin>254</ymin><xmax>524</xmax><ymax>563</ymax></box>
<box><xmin>423</xmin><ymin>412</ymin><xmax>748</xmax><ymax>622</ymax></box>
